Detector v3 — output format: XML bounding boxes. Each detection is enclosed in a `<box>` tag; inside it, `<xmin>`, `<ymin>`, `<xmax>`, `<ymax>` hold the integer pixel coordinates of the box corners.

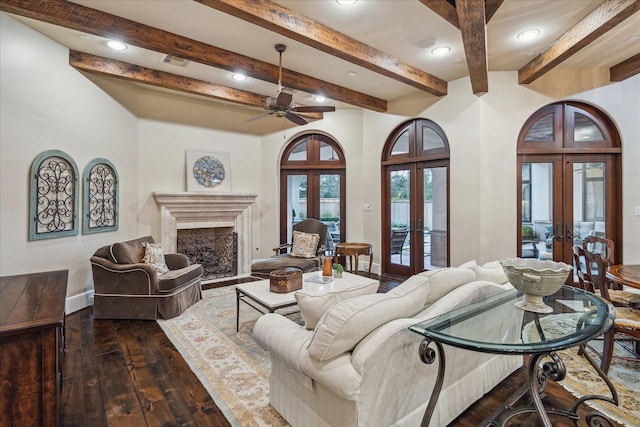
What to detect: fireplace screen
<box><xmin>177</xmin><ymin>228</ymin><xmax>238</xmax><ymax>280</ymax></box>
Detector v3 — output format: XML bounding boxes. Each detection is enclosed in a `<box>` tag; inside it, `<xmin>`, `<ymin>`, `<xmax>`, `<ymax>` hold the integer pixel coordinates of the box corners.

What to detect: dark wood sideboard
<box><xmin>0</xmin><ymin>270</ymin><xmax>68</xmax><ymax>427</ymax></box>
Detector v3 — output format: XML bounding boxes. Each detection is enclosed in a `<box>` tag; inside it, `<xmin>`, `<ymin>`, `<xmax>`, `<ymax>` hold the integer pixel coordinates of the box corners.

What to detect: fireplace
<box><xmin>152</xmin><ymin>192</ymin><xmax>257</xmax><ymax>280</ymax></box>
<box><xmin>177</xmin><ymin>228</ymin><xmax>237</xmax><ymax>280</ymax></box>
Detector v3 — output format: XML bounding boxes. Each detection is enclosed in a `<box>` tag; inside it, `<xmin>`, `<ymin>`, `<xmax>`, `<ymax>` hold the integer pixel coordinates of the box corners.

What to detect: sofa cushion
<box><xmin>290</xmin><ymin>231</ymin><xmax>320</xmax><ymax>258</ymax></box>
<box><xmin>476</xmin><ymin>261</ymin><xmax>509</xmax><ymax>284</ymax></box>
<box><xmin>157</xmin><ymin>264</ymin><xmax>203</xmax><ymax>293</ymax></box>
<box><xmin>295</xmin><ymin>281</ymin><xmax>380</xmax><ymax>330</ymax></box>
<box><xmin>460</xmin><ymin>260</ymin><xmax>509</xmax><ymax>284</ymax></box>
<box><xmin>307</xmin><ymin>275</ymin><xmax>430</xmax><ymax>361</ymax></box>
<box><xmin>418</xmin><ymin>267</ymin><xmax>476</xmax><ymax>306</ymax></box>
<box><xmin>142</xmin><ymin>242</ymin><xmax>169</xmax><ymax>274</ymax></box>
<box><xmin>110</xmin><ymin>241</ymin><xmax>145</xmax><ymax>264</ymax></box>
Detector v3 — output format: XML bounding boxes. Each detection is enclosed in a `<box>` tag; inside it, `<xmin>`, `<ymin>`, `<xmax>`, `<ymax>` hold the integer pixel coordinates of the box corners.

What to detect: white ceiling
<box><xmin>7</xmin><ymin>0</ymin><xmax>640</xmax><ymax>134</ymax></box>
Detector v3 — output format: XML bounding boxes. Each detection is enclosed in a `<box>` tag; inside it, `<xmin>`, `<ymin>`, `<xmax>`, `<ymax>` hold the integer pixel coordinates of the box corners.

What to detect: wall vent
<box><xmin>161</xmin><ymin>54</ymin><xmax>189</xmax><ymax>67</ymax></box>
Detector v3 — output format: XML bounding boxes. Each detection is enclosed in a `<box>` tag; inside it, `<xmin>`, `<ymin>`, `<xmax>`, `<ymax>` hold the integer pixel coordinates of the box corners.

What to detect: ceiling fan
<box><xmin>247</xmin><ymin>44</ymin><xmax>336</xmax><ymax>125</ymax></box>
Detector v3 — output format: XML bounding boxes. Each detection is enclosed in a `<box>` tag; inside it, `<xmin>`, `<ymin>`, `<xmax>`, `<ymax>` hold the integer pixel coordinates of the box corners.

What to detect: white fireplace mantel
<box><xmin>152</xmin><ymin>192</ymin><xmax>257</xmax><ymax>275</ymax></box>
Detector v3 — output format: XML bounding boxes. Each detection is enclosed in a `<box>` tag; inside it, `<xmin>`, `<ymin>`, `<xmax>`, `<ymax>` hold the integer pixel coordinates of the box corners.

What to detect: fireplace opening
<box><xmin>177</xmin><ymin>227</ymin><xmax>238</xmax><ymax>281</ymax></box>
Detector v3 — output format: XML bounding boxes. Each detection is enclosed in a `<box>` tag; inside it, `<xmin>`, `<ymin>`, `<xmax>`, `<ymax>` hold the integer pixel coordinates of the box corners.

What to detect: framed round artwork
<box><xmin>185</xmin><ymin>149</ymin><xmax>231</xmax><ymax>192</ymax></box>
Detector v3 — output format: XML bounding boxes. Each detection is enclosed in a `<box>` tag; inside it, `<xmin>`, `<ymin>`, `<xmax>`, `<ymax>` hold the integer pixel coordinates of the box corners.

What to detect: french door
<box><xmin>518</xmin><ymin>155</ymin><xmax>620</xmax><ymax>266</ymax></box>
<box><xmin>384</xmin><ymin>161</ymin><xmax>448</xmax><ymax>277</ymax></box>
<box><xmin>516</xmin><ymin>101</ymin><xmax>622</xmax><ymax>267</ymax></box>
<box><xmin>280</xmin><ymin>135</ymin><xmax>346</xmax><ymax>253</ymax></box>
<box><xmin>382</xmin><ymin>119</ymin><xmax>450</xmax><ymax>277</ymax></box>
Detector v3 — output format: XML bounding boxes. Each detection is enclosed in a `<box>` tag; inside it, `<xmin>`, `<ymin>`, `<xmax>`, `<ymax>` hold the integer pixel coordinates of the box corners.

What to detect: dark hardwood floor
<box><xmin>60</xmin><ymin>274</ymin><xmax>622</xmax><ymax>426</ymax></box>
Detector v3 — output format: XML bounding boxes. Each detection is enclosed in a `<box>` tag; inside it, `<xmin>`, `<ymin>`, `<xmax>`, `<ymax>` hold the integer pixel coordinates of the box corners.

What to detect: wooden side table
<box><xmin>335</xmin><ymin>242</ymin><xmax>373</xmax><ymax>274</ymax></box>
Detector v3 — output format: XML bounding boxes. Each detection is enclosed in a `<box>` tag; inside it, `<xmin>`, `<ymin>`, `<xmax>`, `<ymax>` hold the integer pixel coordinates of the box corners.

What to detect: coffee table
<box><xmin>235</xmin><ymin>271</ymin><xmax>378</xmax><ymax>331</ymax></box>
<box><xmin>410</xmin><ymin>286</ymin><xmax>616</xmax><ymax>427</ymax></box>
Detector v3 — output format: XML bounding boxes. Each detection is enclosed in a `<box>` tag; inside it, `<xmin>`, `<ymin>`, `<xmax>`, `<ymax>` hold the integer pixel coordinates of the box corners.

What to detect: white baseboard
<box><xmin>66</xmin><ymin>290</ymin><xmax>94</xmax><ymax>314</ymax></box>
<box><xmin>349</xmin><ymin>261</ymin><xmax>380</xmax><ymax>275</ymax></box>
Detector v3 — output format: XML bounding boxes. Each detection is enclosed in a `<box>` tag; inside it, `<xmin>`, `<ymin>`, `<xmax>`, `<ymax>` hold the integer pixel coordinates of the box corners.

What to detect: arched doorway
<box><xmin>280</xmin><ymin>134</ymin><xmax>346</xmax><ymax>253</ymax></box>
<box><xmin>381</xmin><ymin>119</ymin><xmax>450</xmax><ymax>277</ymax></box>
<box><xmin>517</xmin><ymin>101</ymin><xmax>622</xmax><ymax>266</ymax></box>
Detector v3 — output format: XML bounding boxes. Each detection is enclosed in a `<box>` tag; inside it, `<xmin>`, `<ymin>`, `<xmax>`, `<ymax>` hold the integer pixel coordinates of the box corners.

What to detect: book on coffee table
<box><xmin>305</xmin><ymin>276</ymin><xmax>334</xmax><ymax>284</ymax></box>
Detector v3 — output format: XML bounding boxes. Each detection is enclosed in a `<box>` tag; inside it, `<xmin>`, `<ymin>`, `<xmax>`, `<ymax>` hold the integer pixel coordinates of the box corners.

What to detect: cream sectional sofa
<box><xmin>253</xmin><ymin>261</ymin><xmax>523</xmax><ymax>427</ymax></box>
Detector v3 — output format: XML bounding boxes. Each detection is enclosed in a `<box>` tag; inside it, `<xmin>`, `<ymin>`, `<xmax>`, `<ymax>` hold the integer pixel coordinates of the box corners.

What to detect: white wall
<box><xmin>258</xmin><ymin>71</ymin><xmax>640</xmax><ymax>268</ymax></box>
<box><xmin>2</xmin><ymin>15</ymin><xmax>638</xmax><ymax>313</ymax></box>
<box><xmin>0</xmin><ymin>15</ymin><xmax>139</xmax><ymax>310</ymax></box>
<box><xmin>576</xmin><ymin>75</ymin><xmax>640</xmax><ymax>263</ymax></box>
<box><xmin>136</xmin><ymin>117</ymin><xmax>262</xmax><ymax>248</ymax></box>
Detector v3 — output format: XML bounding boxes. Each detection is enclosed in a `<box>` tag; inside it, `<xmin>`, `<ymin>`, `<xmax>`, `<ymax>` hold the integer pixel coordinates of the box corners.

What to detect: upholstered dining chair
<box><xmin>574</xmin><ymin>246</ymin><xmax>640</xmax><ymax>374</ymax></box>
<box><xmin>251</xmin><ymin>218</ymin><xmax>328</xmax><ymax>278</ymax></box>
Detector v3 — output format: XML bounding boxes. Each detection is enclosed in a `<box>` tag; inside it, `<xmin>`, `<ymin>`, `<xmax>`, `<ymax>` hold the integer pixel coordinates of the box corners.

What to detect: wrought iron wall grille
<box><xmin>83</xmin><ymin>158</ymin><xmax>119</xmax><ymax>234</ymax></box>
<box><xmin>29</xmin><ymin>150</ymin><xmax>79</xmax><ymax>240</ymax></box>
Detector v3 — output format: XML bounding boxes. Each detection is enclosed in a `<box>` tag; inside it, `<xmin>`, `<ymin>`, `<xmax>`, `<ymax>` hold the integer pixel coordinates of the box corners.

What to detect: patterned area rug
<box><xmin>160</xmin><ymin>287</ymin><xmax>640</xmax><ymax>427</ymax></box>
<box><xmin>524</xmin><ymin>312</ymin><xmax>640</xmax><ymax>427</ymax></box>
<box><xmin>157</xmin><ymin>286</ymin><xmax>290</xmax><ymax>427</ymax></box>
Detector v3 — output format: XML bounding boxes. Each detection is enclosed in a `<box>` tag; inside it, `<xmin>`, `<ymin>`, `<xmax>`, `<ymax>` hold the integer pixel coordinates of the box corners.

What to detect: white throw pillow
<box><xmin>418</xmin><ymin>267</ymin><xmax>476</xmax><ymax>305</ymax></box>
<box><xmin>290</xmin><ymin>231</ymin><xmax>320</xmax><ymax>258</ymax></box>
<box><xmin>458</xmin><ymin>259</ymin><xmax>477</xmax><ymax>268</ymax></box>
<box><xmin>475</xmin><ymin>261</ymin><xmax>509</xmax><ymax>284</ymax></box>
<box><xmin>307</xmin><ymin>276</ymin><xmax>430</xmax><ymax>361</ymax></box>
<box><xmin>295</xmin><ymin>281</ymin><xmax>380</xmax><ymax>330</ymax></box>
<box><xmin>142</xmin><ymin>242</ymin><xmax>169</xmax><ymax>274</ymax></box>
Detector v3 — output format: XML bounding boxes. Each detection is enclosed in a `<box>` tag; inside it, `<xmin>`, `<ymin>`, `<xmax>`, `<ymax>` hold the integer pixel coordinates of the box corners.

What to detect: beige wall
<box><xmin>2</xmin><ymin>15</ymin><xmax>638</xmax><ymax>314</ymax></box>
<box><xmin>0</xmin><ymin>14</ymin><xmax>139</xmax><ymax>310</ymax></box>
<box><xmin>257</xmin><ymin>72</ymin><xmax>640</xmax><ymax>267</ymax></box>
<box><xmin>136</xmin><ymin>116</ymin><xmax>262</xmax><ymax>251</ymax></box>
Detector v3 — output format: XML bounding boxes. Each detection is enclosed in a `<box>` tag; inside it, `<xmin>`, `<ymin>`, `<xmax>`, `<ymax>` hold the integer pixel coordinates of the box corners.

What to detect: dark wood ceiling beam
<box><xmin>196</xmin><ymin>0</ymin><xmax>447</xmax><ymax>97</ymax></box>
<box><xmin>69</xmin><ymin>50</ymin><xmax>265</xmax><ymax>107</ymax></box>
<box><xmin>519</xmin><ymin>0</ymin><xmax>640</xmax><ymax>84</ymax></box>
<box><xmin>484</xmin><ymin>0</ymin><xmax>505</xmax><ymax>22</ymax></box>
<box><xmin>610</xmin><ymin>52</ymin><xmax>640</xmax><ymax>81</ymax></box>
<box><xmin>69</xmin><ymin>50</ymin><xmax>324</xmax><ymax>120</ymax></box>
<box><xmin>0</xmin><ymin>0</ymin><xmax>387</xmax><ymax>112</ymax></box>
<box><xmin>418</xmin><ymin>0</ymin><xmax>503</xmax><ymax>28</ymax></box>
<box><xmin>456</xmin><ymin>0</ymin><xmax>488</xmax><ymax>94</ymax></box>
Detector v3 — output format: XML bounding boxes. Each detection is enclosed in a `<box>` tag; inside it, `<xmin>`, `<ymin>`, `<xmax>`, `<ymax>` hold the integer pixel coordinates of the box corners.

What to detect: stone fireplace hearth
<box><xmin>152</xmin><ymin>192</ymin><xmax>257</xmax><ymax>280</ymax></box>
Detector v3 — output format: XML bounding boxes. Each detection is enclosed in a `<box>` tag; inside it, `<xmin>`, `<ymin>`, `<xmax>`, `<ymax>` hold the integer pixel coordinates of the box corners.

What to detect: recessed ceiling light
<box><xmin>79</xmin><ymin>35</ymin><xmax>90</xmax><ymax>41</ymax></box>
<box><xmin>431</xmin><ymin>46</ymin><xmax>451</xmax><ymax>56</ymax></box>
<box><xmin>347</xmin><ymin>71</ymin><xmax>358</xmax><ymax>77</ymax></box>
<box><xmin>336</xmin><ymin>0</ymin><xmax>357</xmax><ymax>5</ymax></box>
<box><xmin>106</xmin><ymin>40</ymin><xmax>127</xmax><ymax>50</ymax></box>
<box><xmin>517</xmin><ymin>29</ymin><xmax>540</xmax><ymax>40</ymax></box>
<box><xmin>232</xmin><ymin>73</ymin><xmax>247</xmax><ymax>81</ymax></box>
<box><xmin>629</xmin><ymin>34</ymin><xmax>640</xmax><ymax>42</ymax></box>
<box><xmin>314</xmin><ymin>95</ymin><xmax>327</xmax><ymax>102</ymax></box>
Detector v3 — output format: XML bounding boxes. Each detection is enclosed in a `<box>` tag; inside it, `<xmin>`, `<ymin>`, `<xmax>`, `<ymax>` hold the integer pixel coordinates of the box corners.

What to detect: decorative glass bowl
<box><xmin>500</xmin><ymin>258</ymin><xmax>572</xmax><ymax>313</ymax></box>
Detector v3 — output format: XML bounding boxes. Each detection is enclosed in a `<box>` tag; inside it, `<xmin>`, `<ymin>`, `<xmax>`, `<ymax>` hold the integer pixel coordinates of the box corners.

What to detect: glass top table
<box><xmin>409</xmin><ymin>286</ymin><xmax>616</xmax><ymax>427</ymax></box>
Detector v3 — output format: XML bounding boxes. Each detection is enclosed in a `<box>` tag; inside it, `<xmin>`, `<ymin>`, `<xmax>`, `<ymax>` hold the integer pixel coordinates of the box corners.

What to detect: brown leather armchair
<box><xmin>251</xmin><ymin>218</ymin><xmax>327</xmax><ymax>278</ymax></box>
<box><xmin>90</xmin><ymin>236</ymin><xmax>203</xmax><ymax>319</ymax></box>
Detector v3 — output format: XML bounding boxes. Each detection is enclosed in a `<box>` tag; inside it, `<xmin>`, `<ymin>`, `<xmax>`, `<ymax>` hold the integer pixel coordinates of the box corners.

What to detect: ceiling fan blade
<box><xmin>285</xmin><ymin>112</ymin><xmax>308</xmax><ymax>125</ymax></box>
<box><xmin>244</xmin><ymin>111</ymin><xmax>272</xmax><ymax>123</ymax></box>
<box><xmin>293</xmin><ymin>106</ymin><xmax>336</xmax><ymax>113</ymax></box>
<box><xmin>276</xmin><ymin>92</ymin><xmax>293</xmax><ymax>108</ymax></box>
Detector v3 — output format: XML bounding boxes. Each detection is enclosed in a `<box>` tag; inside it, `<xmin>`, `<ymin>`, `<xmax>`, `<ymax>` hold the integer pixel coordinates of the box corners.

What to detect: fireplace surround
<box><xmin>152</xmin><ymin>192</ymin><xmax>257</xmax><ymax>279</ymax></box>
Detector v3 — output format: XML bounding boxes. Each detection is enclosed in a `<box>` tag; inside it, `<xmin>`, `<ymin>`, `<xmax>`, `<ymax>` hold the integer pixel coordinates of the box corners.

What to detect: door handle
<box><xmin>550</xmin><ymin>223</ymin><xmax>563</xmax><ymax>242</ymax></box>
<box><xmin>565</xmin><ymin>223</ymin><xmax>575</xmax><ymax>242</ymax></box>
